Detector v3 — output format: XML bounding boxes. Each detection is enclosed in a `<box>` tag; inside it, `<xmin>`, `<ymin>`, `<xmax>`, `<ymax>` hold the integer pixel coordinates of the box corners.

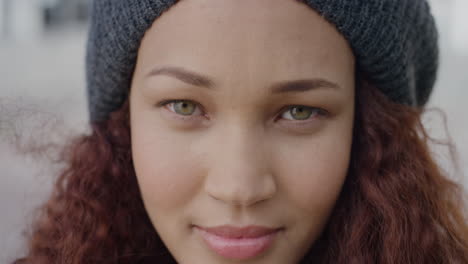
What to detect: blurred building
<box><xmin>41</xmin><ymin>0</ymin><xmax>88</xmax><ymax>26</ymax></box>
<box><xmin>1</xmin><ymin>0</ymin><xmax>89</xmax><ymax>39</ymax></box>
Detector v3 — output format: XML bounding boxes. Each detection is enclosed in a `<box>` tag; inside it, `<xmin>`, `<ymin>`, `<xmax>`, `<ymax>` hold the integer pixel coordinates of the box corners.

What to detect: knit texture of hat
<box><xmin>85</xmin><ymin>0</ymin><xmax>439</xmax><ymax>122</ymax></box>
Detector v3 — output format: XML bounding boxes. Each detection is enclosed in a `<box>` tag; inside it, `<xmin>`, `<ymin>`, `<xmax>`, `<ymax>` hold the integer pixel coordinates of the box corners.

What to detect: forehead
<box><xmin>135</xmin><ymin>0</ymin><xmax>354</xmax><ymax>87</ymax></box>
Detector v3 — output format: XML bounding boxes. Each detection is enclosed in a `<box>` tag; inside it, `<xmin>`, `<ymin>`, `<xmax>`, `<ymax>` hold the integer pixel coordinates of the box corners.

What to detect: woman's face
<box><xmin>129</xmin><ymin>0</ymin><xmax>355</xmax><ymax>263</ymax></box>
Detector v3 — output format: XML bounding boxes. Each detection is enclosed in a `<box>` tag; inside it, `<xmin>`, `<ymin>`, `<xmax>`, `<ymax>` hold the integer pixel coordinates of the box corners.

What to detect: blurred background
<box><xmin>0</xmin><ymin>0</ymin><xmax>467</xmax><ymax>263</ymax></box>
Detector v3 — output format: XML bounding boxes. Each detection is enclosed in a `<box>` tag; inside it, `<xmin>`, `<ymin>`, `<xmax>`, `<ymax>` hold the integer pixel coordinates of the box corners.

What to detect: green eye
<box><xmin>173</xmin><ymin>100</ymin><xmax>197</xmax><ymax>115</ymax></box>
<box><xmin>282</xmin><ymin>106</ymin><xmax>321</xmax><ymax>121</ymax></box>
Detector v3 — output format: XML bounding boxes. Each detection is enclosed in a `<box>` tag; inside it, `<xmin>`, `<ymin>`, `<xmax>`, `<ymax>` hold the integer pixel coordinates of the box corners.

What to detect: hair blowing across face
<box><xmin>12</xmin><ymin>77</ymin><xmax>468</xmax><ymax>264</ymax></box>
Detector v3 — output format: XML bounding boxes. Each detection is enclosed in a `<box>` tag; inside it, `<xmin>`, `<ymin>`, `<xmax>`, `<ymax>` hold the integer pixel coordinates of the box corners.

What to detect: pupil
<box><xmin>293</xmin><ymin>107</ymin><xmax>310</xmax><ymax>120</ymax></box>
<box><xmin>177</xmin><ymin>101</ymin><xmax>193</xmax><ymax>115</ymax></box>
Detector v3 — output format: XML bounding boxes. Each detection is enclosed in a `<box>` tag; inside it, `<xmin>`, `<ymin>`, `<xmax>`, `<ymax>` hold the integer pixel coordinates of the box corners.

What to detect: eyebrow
<box><xmin>146</xmin><ymin>65</ymin><xmax>341</xmax><ymax>94</ymax></box>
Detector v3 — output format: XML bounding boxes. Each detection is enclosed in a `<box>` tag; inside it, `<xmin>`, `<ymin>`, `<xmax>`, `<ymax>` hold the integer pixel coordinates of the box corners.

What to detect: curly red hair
<box><xmin>12</xmin><ymin>77</ymin><xmax>468</xmax><ymax>263</ymax></box>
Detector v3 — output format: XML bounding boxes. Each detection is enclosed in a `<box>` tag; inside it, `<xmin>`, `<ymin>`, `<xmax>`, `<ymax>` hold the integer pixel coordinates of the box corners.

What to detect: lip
<box><xmin>194</xmin><ymin>225</ymin><xmax>282</xmax><ymax>260</ymax></box>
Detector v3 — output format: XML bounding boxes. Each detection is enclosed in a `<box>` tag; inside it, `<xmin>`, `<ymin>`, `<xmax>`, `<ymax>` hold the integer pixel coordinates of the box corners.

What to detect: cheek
<box><xmin>131</xmin><ymin>130</ymin><xmax>203</xmax><ymax>212</ymax></box>
<box><xmin>277</xmin><ymin>134</ymin><xmax>352</xmax><ymax>217</ymax></box>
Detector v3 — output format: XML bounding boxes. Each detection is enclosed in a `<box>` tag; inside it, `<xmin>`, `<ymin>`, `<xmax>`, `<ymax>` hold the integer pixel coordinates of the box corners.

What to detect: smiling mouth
<box><xmin>193</xmin><ymin>225</ymin><xmax>283</xmax><ymax>260</ymax></box>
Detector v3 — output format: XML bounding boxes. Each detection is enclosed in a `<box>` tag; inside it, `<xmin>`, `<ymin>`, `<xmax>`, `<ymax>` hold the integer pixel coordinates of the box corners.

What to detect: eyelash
<box><xmin>156</xmin><ymin>99</ymin><xmax>328</xmax><ymax>127</ymax></box>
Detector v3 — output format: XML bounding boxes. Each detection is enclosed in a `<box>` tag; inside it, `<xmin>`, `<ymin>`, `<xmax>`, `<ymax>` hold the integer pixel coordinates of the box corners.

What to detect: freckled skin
<box><xmin>129</xmin><ymin>0</ymin><xmax>355</xmax><ymax>263</ymax></box>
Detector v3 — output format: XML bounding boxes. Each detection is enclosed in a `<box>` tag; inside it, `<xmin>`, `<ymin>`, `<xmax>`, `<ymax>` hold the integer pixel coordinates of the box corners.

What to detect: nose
<box><xmin>204</xmin><ymin>125</ymin><xmax>277</xmax><ymax>207</ymax></box>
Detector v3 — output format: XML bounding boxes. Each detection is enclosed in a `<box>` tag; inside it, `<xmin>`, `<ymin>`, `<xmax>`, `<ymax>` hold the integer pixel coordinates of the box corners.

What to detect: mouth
<box><xmin>193</xmin><ymin>225</ymin><xmax>283</xmax><ymax>260</ymax></box>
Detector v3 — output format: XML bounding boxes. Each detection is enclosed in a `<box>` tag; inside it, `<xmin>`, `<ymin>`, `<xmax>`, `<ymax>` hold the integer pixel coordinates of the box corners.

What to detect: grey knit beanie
<box><xmin>85</xmin><ymin>0</ymin><xmax>439</xmax><ymax>122</ymax></box>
